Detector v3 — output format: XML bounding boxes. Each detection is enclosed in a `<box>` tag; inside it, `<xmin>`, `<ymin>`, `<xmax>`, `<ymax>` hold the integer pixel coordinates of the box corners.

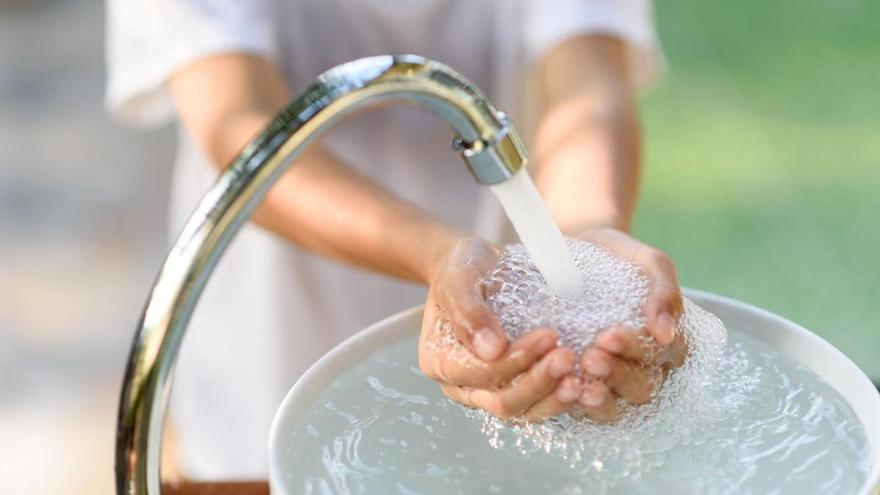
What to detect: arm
<box><xmin>167</xmin><ymin>53</ymin><xmax>460</xmax><ymax>284</ymax></box>
<box><xmin>532</xmin><ymin>35</ymin><xmax>640</xmax><ymax>232</ymax></box>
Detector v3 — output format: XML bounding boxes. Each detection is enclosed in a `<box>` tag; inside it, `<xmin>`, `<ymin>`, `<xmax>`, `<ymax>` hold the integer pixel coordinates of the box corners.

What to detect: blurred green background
<box><xmin>636</xmin><ymin>0</ymin><xmax>880</xmax><ymax>377</ymax></box>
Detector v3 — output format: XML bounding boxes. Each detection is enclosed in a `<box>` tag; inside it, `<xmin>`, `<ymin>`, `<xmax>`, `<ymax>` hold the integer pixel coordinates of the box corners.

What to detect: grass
<box><xmin>635</xmin><ymin>0</ymin><xmax>880</xmax><ymax>377</ymax></box>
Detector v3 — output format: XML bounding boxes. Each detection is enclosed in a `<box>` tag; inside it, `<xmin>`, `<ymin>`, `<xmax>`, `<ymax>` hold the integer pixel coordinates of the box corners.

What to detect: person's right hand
<box><xmin>570</xmin><ymin>227</ymin><xmax>689</xmax><ymax>422</ymax></box>
<box><xmin>418</xmin><ymin>237</ymin><xmax>581</xmax><ymax>421</ymax></box>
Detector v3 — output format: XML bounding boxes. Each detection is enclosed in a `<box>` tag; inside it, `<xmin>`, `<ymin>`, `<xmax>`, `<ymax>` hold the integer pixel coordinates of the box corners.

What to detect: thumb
<box><xmin>642</xmin><ymin>261</ymin><xmax>683</xmax><ymax>347</ymax></box>
<box><xmin>437</xmin><ymin>273</ymin><xmax>508</xmax><ymax>361</ymax></box>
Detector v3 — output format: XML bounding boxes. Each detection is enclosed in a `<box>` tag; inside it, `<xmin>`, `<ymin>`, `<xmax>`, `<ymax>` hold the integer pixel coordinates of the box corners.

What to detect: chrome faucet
<box><xmin>115</xmin><ymin>55</ymin><xmax>528</xmax><ymax>494</ymax></box>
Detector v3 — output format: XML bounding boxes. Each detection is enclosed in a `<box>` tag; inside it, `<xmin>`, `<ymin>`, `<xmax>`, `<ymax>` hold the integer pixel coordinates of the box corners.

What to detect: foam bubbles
<box><xmin>470</xmin><ymin>238</ymin><xmax>756</xmax><ymax>482</ymax></box>
<box><xmin>481</xmin><ymin>240</ymin><xmax>649</xmax><ymax>359</ymax></box>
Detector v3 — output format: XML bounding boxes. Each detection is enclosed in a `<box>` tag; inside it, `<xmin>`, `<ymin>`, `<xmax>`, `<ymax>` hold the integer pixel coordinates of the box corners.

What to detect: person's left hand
<box><xmin>567</xmin><ymin>227</ymin><xmax>690</xmax><ymax>421</ymax></box>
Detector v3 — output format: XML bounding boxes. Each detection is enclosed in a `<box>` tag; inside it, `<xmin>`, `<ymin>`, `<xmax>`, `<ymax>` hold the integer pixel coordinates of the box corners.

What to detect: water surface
<box><xmin>279</xmin><ymin>331</ymin><xmax>870</xmax><ymax>494</ymax></box>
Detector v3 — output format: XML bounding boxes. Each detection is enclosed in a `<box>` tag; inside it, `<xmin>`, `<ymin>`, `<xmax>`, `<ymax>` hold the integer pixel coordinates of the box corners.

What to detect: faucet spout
<box><xmin>248</xmin><ymin>54</ymin><xmax>526</xmax><ymax>185</ymax></box>
<box><xmin>115</xmin><ymin>55</ymin><xmax>527</xmax><ymax>495</ymax></box>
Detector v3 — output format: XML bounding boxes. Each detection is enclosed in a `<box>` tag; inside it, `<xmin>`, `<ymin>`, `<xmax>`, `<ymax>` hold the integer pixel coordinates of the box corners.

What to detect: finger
<box><xmin>437</xmin><ymin>266</ymin><xmax>508</xmax><ymax>361</ymax></box>
<box><xmin>581</xmin><ymin>345</ymin><xmax>613</xmax><ymax>379</ymax></box>
<box><xmin>659</xmin><ymin>332</ymin><xmax>689</xmax><ymax>370</ymax></box>
<box><xmin>646</xmin><ymin>302</ymin><xmax>680</xmax><ymax>347</ymax></box>
<box><xmin>467</xmin><ymin>348</ymin><xmax>576</xmax><ymax>419</ymax></box>
<box><xmin>597</xmin><ymin>349</ymin><xmax>663</xmax><ymax>405</ymax></box>
<box><xmin>595</xmin><ymin>327</ymin><xmax>661</xmax><ymax>365</ymax></box>
<box><xmin>441</xmin><ymin>384</ymin><xmax>474</xmax><ymax>408</ymax></box>
<box><xmin>432</xmin><ymin>327</ymin><xmax>559</xmax><ymax>389</ymax></box>
<box><xmin>522</xmin><ymin>376</ymin><xmax>582</xmax><ymax>422</ymax></box>
<box><xmin>579</xmin><ymin>381</ymin><xmax>621</xmax><ymax>422</ymax></box>
<box><xmin>638</xmin><ymin>251</ymin><xmax>683</xmax><ymax>347</ymax></box>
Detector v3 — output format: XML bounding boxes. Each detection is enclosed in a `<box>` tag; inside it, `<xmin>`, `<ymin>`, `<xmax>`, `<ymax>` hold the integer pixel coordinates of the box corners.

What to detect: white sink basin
<box><xmin>269</xmin><ymin>289</ymin><xmax>880</xmax><ymax>494</ymax></box>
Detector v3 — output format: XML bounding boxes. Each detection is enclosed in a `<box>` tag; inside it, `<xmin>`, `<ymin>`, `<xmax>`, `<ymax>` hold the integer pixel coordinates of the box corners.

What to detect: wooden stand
<box><xmin>162</xmin><ymin>481</ymin><xmax>269</xmax><ymax>495</ymax></box>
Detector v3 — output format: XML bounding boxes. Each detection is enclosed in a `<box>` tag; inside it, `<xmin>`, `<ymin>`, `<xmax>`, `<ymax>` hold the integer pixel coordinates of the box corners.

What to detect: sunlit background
<box><xmin>637</xmin><ymin>0</ymin><xmax>879</xmax><ymax>377</ymax></box>
<box><xmin>1</xmin><ymin>0</ymin><xmax>877</xmax><ymax>494</ymax></box>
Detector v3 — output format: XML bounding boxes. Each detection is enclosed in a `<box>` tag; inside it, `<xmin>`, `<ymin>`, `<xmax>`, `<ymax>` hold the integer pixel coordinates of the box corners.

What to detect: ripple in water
<box><xmin>281</xmin><ymin>331</ymin><xmax>869</xmax><ymax>494</ymax></box>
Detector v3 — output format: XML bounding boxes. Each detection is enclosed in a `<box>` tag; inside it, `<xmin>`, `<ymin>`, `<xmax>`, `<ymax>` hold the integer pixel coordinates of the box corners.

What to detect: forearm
<box><xmin>169</xmin><ymin>54</ymin><xmax>462</xmax><ymax>284</ymax></box>
<box><xmin>533</xmin><ymin>93</ymin><xmax>640</xmax><ymax>233</ymax></box>
<box><xmin>255</xmin><ymin>144</ymin><xmax>463</xmax><ymax>284</ymax></box>
<box><xmin>531</xmin><ymin>35</ymin><xmax>641</xmax><ymax>233</ymax></box>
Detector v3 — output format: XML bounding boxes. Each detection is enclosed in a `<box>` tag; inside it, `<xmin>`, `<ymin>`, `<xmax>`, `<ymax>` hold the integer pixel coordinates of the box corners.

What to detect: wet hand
<box><xmin>570</xmin><ymin>228</ymin><xmax>689</xmax><ymax>421</ymax></box>
<box><xmin>418</xmin><ymin>237</ymin><xmax>580</xmax><ymax>421</ymax></box>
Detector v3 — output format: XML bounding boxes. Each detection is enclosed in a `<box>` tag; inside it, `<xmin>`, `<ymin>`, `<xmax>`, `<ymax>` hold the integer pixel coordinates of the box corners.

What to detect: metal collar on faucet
<box><xmin>115</xmin><ymin>54</ymin><xmax>527</xmax><ymax>495</ymax></box>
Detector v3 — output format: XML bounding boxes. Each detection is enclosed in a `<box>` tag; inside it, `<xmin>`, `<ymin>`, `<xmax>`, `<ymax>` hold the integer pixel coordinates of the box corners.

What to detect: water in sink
<box><xmin>277</xmin><ymin>330</ymin><xmax>870</xmax><ymax>494</ymax></box>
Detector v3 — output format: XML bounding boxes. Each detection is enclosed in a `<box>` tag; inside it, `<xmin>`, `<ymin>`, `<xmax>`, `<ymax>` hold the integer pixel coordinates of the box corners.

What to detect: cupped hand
<box><xmin>570</xmin><ymin>227</ymin><xmax>689</xmax><ymax>421</ymax></box>
<box><xmin>418</xmin><ymin>237</ymin><xmax>581</xmax><ymax>421</ymax></box>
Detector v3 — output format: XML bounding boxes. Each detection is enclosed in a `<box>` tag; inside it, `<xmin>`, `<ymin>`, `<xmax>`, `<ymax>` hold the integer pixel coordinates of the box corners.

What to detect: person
<box><xmin>106</xmin><ymin>0</ymin><xmax>686</xmax><ymax>481</ymax></box>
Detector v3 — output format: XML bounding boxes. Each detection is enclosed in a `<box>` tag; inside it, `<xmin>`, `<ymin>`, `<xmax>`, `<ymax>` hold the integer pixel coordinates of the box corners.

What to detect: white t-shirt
<box><xmin>106</xmin><ymin>0</ymin><xmax>661</xmax><ymax>480</ymax></box>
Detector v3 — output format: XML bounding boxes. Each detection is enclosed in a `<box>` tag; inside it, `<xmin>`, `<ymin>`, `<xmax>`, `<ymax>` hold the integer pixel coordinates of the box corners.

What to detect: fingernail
<box><xmin>580</xmin><ymin>387</ymin><xmax>606</xmax><ymax>408</ymax></box>
<box><xmin>557</xmin><ymin>383</ymin><xmax>579</xmax><ymax>403</ymax></box>
<box><xmin>585</xmin><ymin>357</ymin><xmax>611</xmax><ymax>377</ymax></box>
<box><xmin>548</xmin><ymin>354</ymin><xmax>573</xmax><ymax>378</ymax></box>
<box><xmin>603</xmin><ymin>336</ymin><xmax>623</xmax><ymax>353</ymax></box>
<box><xmin>657</xmin><ymin>313</ymin><xmax>676</xmax><ymax>345</ymax></box>
<box><xmin>536</xmin><ymin>336</ymin><xmax>557</xmax><ymax>355</ymax></box>
<box><xmin>473</xmin><ymin>328</ymin><xmax>502</xmax><ymax>360</ymax></box>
